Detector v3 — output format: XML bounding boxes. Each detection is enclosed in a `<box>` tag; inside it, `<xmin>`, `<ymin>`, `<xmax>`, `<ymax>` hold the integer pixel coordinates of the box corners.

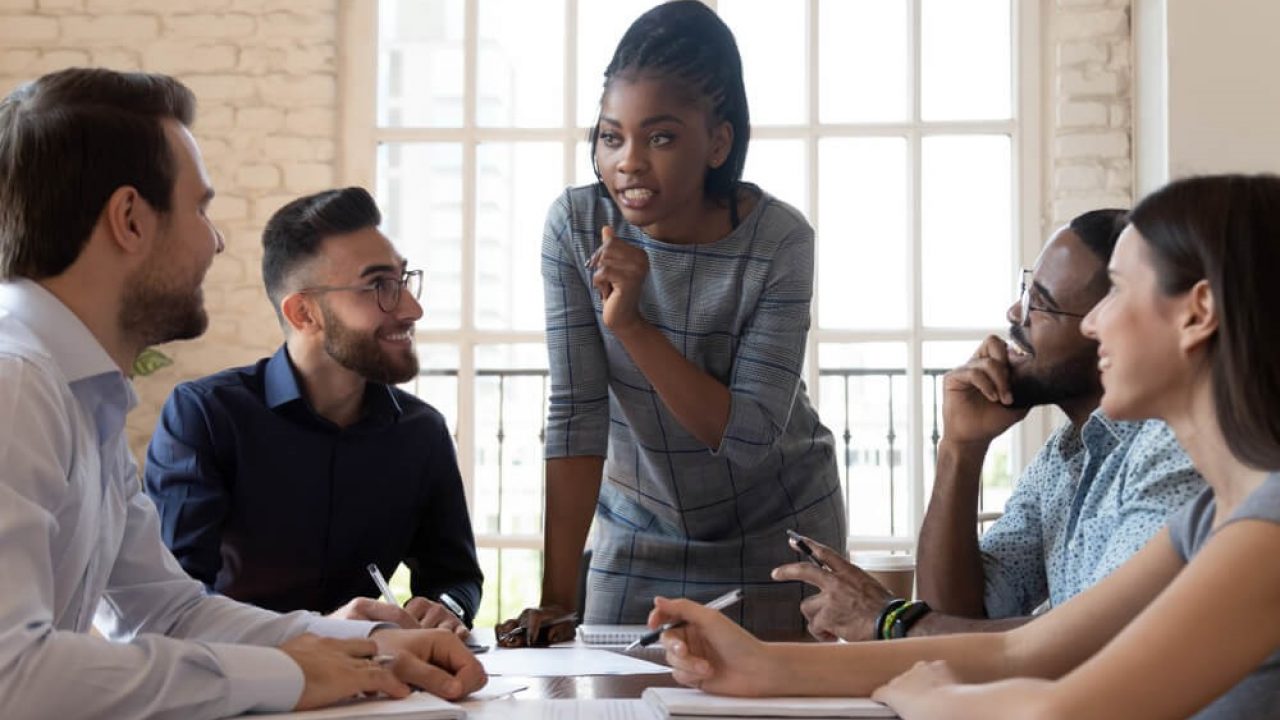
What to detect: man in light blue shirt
<box><xmin>0</xmin><ymin>68</ymin><xmax>484</xmax><ymax>719</ymax></box>
<box><xmin>775</xmin><ymin>209</ymin><xmax>1204</xmax><ymax>640</ymax></box>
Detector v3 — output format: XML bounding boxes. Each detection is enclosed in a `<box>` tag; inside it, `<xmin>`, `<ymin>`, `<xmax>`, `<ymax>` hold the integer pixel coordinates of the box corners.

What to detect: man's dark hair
<box><xmin>261</xmin><ymin>187</ymin><xmax>382</xmax><ymax>319</ymax></box>
<box><xmin>1130</xmin><ymin>174</ymin><xmax>1280</xmax><ymax>469</ymax></box>
<box><xmin>1070</xmin><ymin>208</ymin><xmax>1128</xmax><ymax>264</ymax></box>
<box><xmin>589</xmin><ymin>0</ymin><xmax>751</xmax><ymax>226</ymax></box>
<box><xmin>0</xmin><ymin>68</ymin><xmax>196</xmax><ymax>280</ymax></box>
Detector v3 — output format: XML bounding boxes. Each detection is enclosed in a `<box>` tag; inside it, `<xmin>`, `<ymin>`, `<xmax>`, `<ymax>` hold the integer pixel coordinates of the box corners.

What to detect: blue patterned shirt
<box><xmin>980</xmin><ymin>410</ymin><xmax>1203</xmax><ymax>617</ymax></box>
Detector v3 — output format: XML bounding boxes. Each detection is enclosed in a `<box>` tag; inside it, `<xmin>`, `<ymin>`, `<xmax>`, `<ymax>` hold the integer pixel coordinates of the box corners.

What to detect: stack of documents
<box><xmin>253</xmin><ymin>692</ymin><xmax>464</xmax><ymax>719</ymax></box>
<box><xmin>642</xmin><ymin>687</ymin><xmax>897</xmax><ymax>718</ymax></box>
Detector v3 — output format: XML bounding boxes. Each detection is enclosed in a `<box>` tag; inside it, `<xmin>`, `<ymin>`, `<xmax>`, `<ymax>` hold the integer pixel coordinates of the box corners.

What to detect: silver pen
<box><xmin>625</xmin><ymin>588</ymin><xmax>743</xmax><ymax>651</ymax></box>
<box><xmin>366</xmin><ymin>563</ymin><xmax>399</xmax><ymax>606</ymax></box>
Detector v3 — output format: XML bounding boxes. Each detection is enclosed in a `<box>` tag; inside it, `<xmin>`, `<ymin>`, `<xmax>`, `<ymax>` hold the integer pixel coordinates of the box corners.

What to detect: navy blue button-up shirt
<box><xmin>144</xmin><ymin>346</ymin><xmax>482</xmax><ymax>622</ymax></box>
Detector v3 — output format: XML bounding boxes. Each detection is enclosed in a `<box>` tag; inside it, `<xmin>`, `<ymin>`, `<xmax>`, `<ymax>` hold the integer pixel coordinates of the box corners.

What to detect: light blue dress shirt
<box><xmin>0</xmin><ymin>280</ymin><xmax>377</xmax><ymax>719</ymax></box>
<box><xmin>979</xmin><ymin>410</ymin><xmax>1204</xmax><ymax>617</ymax></box>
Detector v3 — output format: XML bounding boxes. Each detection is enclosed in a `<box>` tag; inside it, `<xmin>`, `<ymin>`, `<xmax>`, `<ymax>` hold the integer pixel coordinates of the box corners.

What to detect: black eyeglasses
<box><xmin>1019</xmin><ymin>269</ymin><xmax>1087</xmax><ymax>322</ymax></box>
<box><xmin>300</xmin><ymin>269</ymin><xmax>423</xmax><ymax>313</ymax></box>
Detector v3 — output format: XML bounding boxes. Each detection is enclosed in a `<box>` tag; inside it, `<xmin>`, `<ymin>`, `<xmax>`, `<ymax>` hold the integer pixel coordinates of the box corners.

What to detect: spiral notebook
<box><xmin>576</xmin><ymin>624</ymin><xmax>651</xmax><ymax>646</ymax></box>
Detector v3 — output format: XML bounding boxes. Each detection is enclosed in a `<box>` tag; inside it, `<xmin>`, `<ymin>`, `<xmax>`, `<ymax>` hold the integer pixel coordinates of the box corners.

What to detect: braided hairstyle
<box><xmin>588</xmin><ymin>0</ymin><xmax>751</xmax><ymax>226</ymax></box>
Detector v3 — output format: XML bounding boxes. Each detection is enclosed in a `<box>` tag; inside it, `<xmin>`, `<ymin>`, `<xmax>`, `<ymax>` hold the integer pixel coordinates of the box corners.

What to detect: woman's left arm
<box><xmin>876</xmin><ymin>520</ymin><xmax>1280</xmax><ymax>720</ymax></box>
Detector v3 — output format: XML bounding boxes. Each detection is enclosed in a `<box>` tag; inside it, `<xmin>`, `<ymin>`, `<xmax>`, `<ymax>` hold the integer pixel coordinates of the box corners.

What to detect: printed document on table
<box><xmin>642</xmin><ymin>687</ymin><xmax>897</xmax><ymax>718</ymax></box>
<box><xmin>479</xmin><ymin>646</ymin><xmax>668</xmax><ymax>676</ymax></box>
<box><xmin>461</xmin><ymin>698</ymin><xmax>659</xmax><ymax>720</ymax></box>
<box><xmin>250</xmin><ymin>691</ymin><xmax>462</xmax><ymax>719</ymax></box>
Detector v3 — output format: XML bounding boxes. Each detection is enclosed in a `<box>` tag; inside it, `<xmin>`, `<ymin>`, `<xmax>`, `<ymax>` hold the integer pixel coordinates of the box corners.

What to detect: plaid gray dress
<box><xmin>541</xmin><ymin>184</ymin><xmax>845</xmax><ymax>635</ymax></box>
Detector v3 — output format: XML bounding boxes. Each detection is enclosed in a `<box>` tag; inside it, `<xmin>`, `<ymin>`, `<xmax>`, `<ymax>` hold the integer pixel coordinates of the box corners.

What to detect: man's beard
<box><xmin>1007</xmin><ymin>324</ymin><xmax>1102</xmax><ymax>409</ymax></box>
<box><xmin>119</xmin><ymin>256</ymin><xmax>208</xmax><ymax>350</ymax></box>
<box><xmin>320</xmin><ymin>302</ymin><xmax>419</xmax><ymax>385</ymax></box>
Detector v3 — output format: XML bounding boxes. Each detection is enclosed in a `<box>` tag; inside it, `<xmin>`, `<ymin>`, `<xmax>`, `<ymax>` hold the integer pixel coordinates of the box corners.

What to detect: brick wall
<box><xmin>1047</xmin><ymin>0</ymin><xmax>1134</xmax><ymax>224</ymax></box>
<box><xmin>0</xmin><ymin>0</ymin><xmax>340</xmax><ymax>459</ymax></box>
<box><xmin>0</xmin><ymin>0</ymin><xmax>1136</xmax><ymax>461</ymax></box>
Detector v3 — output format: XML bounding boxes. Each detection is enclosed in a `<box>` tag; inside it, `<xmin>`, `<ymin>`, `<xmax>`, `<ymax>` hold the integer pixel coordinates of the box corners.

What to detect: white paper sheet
<box><xmin>465</xmin><ymin>676</ymin><xmax>530</xmax><ymax>701</ymax></box>
<box><xmin>478</xmin><ymin>646</ymin><xmax>669</xmax><ymax>676</ymax></box>
<box><xmin>251</xmin><ymin>692</ymin><xmax>462</xmax><ymax>719</ymax></box>
<box><xmin>461</xmin><ymin>698</ymin><xmax>659</xmax><ymax>720</ymax></box>
<box><xmin>642</xmin><ymin>687</ymin><xmax>897</xmax><ymax>718</ymax></box>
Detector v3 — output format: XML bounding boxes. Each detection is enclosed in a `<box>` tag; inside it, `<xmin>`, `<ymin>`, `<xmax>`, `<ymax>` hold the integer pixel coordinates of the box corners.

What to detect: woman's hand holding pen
<box><xmin>587</xmin><ymin>226</ymin><xmax>649</xmax><ymax>333</ymax></box>
<box><xmin>648</xmin><ymin>596</ymin><xmax>786</xmax><ymax>698</ymax></box>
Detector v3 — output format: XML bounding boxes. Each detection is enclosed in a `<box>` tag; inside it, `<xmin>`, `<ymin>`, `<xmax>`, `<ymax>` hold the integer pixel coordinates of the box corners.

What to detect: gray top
<box><xmin>1168</xmin><ymin>471</ymin><xmax>1280</xmax><ymax>718</ymax></box>
<box><xmin>541</xmin><ymin>184</ymin><xmax>844</xmax><ymax>634</ymax></box>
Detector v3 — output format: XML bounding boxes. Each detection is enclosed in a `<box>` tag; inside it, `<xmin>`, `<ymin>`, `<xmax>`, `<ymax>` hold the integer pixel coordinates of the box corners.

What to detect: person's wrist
<box><xmin>608</xmin><ymin>313</ymin><xmax>649</xmax><ymax>341</ymax></box>
<box><xmin>937</xmin><ymin>435</ymin><xmax>993</xmax><ymax>458</ymax></box>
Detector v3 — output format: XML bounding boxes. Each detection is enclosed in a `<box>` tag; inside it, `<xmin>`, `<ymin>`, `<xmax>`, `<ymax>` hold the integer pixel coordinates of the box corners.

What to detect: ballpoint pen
<box><xmin>786</xmin><ymin>529</ymin><xmax>833</xmax><ymax>572</ymax></box>
<box><xmin>366</xmin><ymin>563</ymin><xmax>399</xmax><ymax>606</ymax></box>
<box><xmin>625</xmin><ymin>588</ymin><xmax>743</xmax><ymax>651</ymax></box>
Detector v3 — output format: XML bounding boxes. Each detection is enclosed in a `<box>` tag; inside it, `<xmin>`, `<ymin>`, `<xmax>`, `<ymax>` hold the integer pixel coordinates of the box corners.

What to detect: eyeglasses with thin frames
<box><xmin>299</xmin><ymin>269</ymin><xmax>423</xmax><ymax>314</ymax></box>
<box><xmin>1019</xmin><ymin>268</ymin><xmax>1087</xmax><ymax>323</ymax></box>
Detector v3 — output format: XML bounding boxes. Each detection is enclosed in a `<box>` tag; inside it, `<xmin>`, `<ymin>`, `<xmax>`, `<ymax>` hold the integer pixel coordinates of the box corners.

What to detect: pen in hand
<box><xmin>497</xmin><ymin>612</ymin><xmax>579</xmax><ymax>645</ymax></box>
<box><xmin>367</xmin><ymin>563</ymin><xmax>400</xmax><ymax>606</ymax></box>
<box><xmin>786</xmin><ymin>529</ymin><xmax>833</xmax><ymax>572</ymax></box>
<box><xmin>626</xmin><ymin>588</ymin><xmax>743</xmax><ymax>651</ymax></box>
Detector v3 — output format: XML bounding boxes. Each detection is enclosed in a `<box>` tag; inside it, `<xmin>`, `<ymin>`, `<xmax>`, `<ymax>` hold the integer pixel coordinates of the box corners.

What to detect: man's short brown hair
<box><xmin>0</xmin><ymin>68</ymin><xmax>196</xmax><ymax>280</ymax></box>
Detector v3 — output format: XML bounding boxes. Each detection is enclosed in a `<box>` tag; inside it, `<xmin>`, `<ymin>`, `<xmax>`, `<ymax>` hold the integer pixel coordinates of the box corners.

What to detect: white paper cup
<box><xmin>852</xmin><ymin>553</ymin><xmax>916</xmax><ymax>600</ymax></box>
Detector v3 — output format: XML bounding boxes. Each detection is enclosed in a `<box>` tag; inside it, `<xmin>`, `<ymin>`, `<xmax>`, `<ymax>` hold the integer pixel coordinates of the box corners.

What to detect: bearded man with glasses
<box><xmin>774</xmin><ymin>209</ymin><xmax>1204</xmax><ymax>642</ymax></box>
<box><xmin>145</xmin><ymin>187</ymin><xmax>483</xmax><ymax>641</ymax></box>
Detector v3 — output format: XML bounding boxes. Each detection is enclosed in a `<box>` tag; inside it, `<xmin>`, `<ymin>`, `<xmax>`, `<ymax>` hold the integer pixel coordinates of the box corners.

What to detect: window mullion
<box><xmin>457</xmin><ymin>0</ymin><xmax>480</xmax><ymax>517</ymax></box>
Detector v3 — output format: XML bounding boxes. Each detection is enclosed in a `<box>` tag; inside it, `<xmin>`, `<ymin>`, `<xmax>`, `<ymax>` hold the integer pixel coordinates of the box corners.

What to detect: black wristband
<box><xmin>889</xmin><ymin>600</ymin><xmax>932</xmax><ymax>639</ymax></box>
<box><xmin>873</xmin><ymin>598</ymin><xmax>907</xmax><ymax>640</ymax></box>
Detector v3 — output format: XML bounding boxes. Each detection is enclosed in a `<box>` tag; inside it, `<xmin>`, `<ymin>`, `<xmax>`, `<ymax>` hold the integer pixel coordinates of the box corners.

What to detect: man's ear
<box><xmin>1178</xmin><ymin>279</ymin><xmax>1218</xmax><ymax>355</ymax></box>
<box><xmin>281</xmin><ymin>292</ymin><xmax>320</xmax><ymax>334</ymax></box>
<box><xmin>101</xmin><ymin>186</ymin><xmax>155</xmax><ymax>256</ymax></box>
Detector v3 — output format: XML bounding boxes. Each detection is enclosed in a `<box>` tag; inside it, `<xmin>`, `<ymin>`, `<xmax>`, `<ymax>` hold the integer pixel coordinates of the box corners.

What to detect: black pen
<box><xmin>625</xmin><ymin>588</ymin><xmax>743</xmax><ymax>651</ymax></box>
<box><xmin>786</xmin><ymin>529</ymin><xmax>833</xmax><ymax>572</ymax></box>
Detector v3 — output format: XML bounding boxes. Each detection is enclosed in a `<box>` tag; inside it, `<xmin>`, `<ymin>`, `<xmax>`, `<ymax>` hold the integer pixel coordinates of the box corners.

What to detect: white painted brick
<box><xmin>1109</xmin><ymin>102</ymin><xmax>1129</xmax><ymax>128</ymax></box>
<box><xmin>235</xmin><ymin>46</ymin><xmax>282</xmax><ymax>73</ymax></box>
<box><xmin>257</xmin><ymin>11</ymin><xmax>333</xmax><ymax>41</ymax></box>
<box><xmin>256</xmin><ymin>74</ymin><xmax>335</xmax><ymax>107</ymax></box>
<box><xmin>283</xmin><ymin>43</ymin><xmax>333</xmax><ymax>74</ymax></box>
<box><xmin>143</xmin><ymin>42</ymin><xmax>238</xmax><ymax>74</ymax></box>
<box><xmin>0</xmin><ymin>16</ymin><xmax>58</xmax><ymax>42</ymax></box>
<box><xmin>32</xmin><ymin>49</ymin><xmax>91</xmax><ymax>72</ymax></box>
<box><xmin>1059</xmin><ymin>68</ymin><xmax>1124</xmax><ymax>96</ymax></box>
<box><xmin>37</xmin><ymin>0</ymin><xmax>81</xmax><ymax>11</ymax></box>
<box><xmin>0</xmin><ymin>49</ymin><xmax>39</xmax><ymax>72</ymax></box>
<box><xmin>1055</xmin><ymin>131</ymin><xmax>1130</xmax><ymax>159</ymax></box>
<box><xmin>284</xmin><ymin>107</ymin><xmax>333</xmax><ymax>137</ymax></box>
<box><xmin>183</xmin><ymin>73</ymin><xmax>256</xmax><ymax>102</ymax></box>
<box><xmin>62</xmin><ymin>14</ymin><xmax>160</xmax><ymax>42</ymax></box>
<box><xmin>1053</xmin><ymin>194</ymin><xmax>1131</xmax><ymax>224</ymax></box>
<box><xmin>208</xmin><ymin>194</ymin><xmax>248</xmax><ymax>223</ymax></box>
<box><xmin>196</xmin><ymin>106</ymin><xmax>235</xmax><ymax>132</ymax></box>
<box><xmin>282</xmin><ymin>161</ymin><xmax>332</xmax><ymax>192</ymax></box>
<box><xmin>1058</xmin><ymin>0</ymin><xmax>1108</xmax><ymax>6</ymax></box>
<box><xmin>1055</xmin><ymin>165</ymin><xmax>1105</xmax><ymax>191</ymax></box>
<box><xmin>1056</xmin><ymin>9</ymin><xmax>1127</xmax><ymax>39</ymax></box>
<box><xmin>1106</xmin><ymin>163</ymin><xmax>1131</xmax><ymax>192</ymax></box>
<box><xmin>87</xmin><ymin>0</ymin><xmax>230</xmax><ymax>10</ymax></box>
<box><xmin>1108</xmin><ymin>39</ymin><xmax>1131</xmax><ymax>70</ymax></box>
<box><xmin>1058</xmin><ymin>100</ymin><xmax>1108</xmax><ymax>127</ymax></box>
<box><xmin>91</xmin><ymin>48</ymin><xmax>141</xmax><ymax>69</ymax></box>
<box><xmin>1057</xmin><ymin>40</ymin><xmax>1107</xmax><ymax>67</ymax></box>
<box><xmin>234</xmin><ymin>163</ymin><xmax>281</xmax><ymax>190</ymax></box>
<box><xmin>164</xmin><ymin>13</ymin><xmax>256</xmax><ymax>38</ymax></box>
<box><xmin>0</xmin><ymin>0</ymin><xmax>37</xmax><ymax>12</ymax></box>
<box><xmin>236</xmin><ymin>106</ymin><xmax>284</xmax><ymax>130</ymax></box>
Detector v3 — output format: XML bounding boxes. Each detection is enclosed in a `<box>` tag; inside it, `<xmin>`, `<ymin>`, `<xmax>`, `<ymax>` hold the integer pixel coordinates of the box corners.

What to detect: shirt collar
<box><xmin>264</xmin><ymin>344</ymin><xmax>404</xmax><ymax>423</ymax></box>
<box><xmin>0</xmin><ymin>279</ymin><xmax>122</xmax><ymax>383</ymax></box>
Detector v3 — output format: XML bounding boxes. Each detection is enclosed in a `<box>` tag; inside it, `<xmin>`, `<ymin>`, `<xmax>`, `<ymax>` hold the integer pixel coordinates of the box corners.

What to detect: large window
<box><xmin>341</xmin><ymin>0</ymin><xmax>1042</xmax><ymax>627</ymax></box>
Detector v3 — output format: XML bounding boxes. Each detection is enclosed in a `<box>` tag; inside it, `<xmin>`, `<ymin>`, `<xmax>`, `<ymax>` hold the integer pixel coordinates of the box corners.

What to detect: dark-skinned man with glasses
<box><xmin>774</xmin><ymin>209</ymin><xmax>1204</xmax><ymax>641</ymax></box>
<box><xmin>145</xmin><ymin>187</ymin><xmax>482</xmax><ymax>641</ymax></box>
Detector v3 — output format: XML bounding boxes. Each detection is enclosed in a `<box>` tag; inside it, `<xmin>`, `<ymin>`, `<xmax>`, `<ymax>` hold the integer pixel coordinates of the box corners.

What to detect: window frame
<box><xmin>338</xmin><ymin>0</ymin><xmax>1046</xmax><ymax>556</ymax></box>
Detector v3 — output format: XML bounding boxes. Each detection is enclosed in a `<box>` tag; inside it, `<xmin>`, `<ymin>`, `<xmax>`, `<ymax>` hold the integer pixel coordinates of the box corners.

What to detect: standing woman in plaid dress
<box><xmin>497</xmin><ymin>0</ymin><xmax>846</xmax><ymax>643</ymax></box>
